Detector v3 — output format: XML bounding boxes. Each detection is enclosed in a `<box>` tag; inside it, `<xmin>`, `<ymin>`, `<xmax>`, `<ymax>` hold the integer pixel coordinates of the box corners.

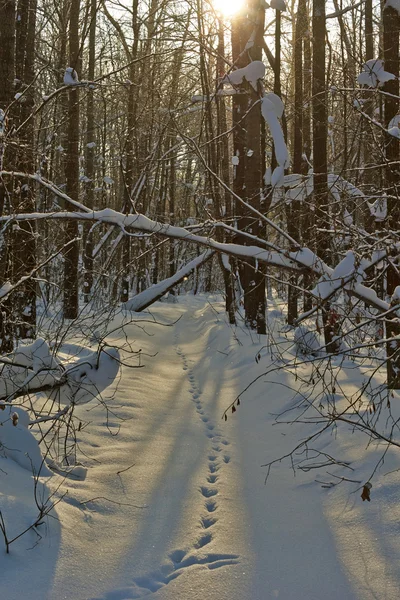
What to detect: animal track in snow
<box><xmin>200</xmin><ymin>515</ymin><xmax>217</xmax><ymax>529</ymax></box>
<box><xmin>200</xmin><ymin>486</ymin><xmax>218</xmax><ymax>498</ymax></box>
<box><xmin>113</xmin><ymin>552</ymin><xmax>239</xmax><ymax>598</ymax></box>
<box><xmin>194</xmin><ymin>532</ymin><xmax>213</xmax><ymax>549</ymax></box>
<box><xmin>205</xmin><ymin>499</ymin><xmax>218</xmax><ymax>513</ymax></box>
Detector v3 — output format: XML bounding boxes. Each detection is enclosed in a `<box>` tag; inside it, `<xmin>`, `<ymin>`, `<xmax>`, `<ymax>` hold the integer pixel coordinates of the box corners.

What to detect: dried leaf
<box><xmin>361</xmin><ymin>482</ymin><xmax>372</xmax><ymax>502</ymax></box>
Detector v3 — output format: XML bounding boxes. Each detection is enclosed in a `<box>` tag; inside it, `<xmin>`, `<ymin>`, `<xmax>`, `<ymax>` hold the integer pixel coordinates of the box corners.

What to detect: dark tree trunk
<box><xmin>312</xmin><ymin>0</ymin><xmax>338</xmax><ymax>353</ymax></box>
<box><xmin>13</xmin><ymin>0</ymin><xmax>37</xmax><ymax>340</ymax></box>
<box><xmin>63</xmin><ymin>0</ymin><xmax>80</xmax><ymax>319</ymax></box>
<box><xmin>83</xmin><ymin>0</ymin><xmax>96</xmax><ymax>303</ymax></box>
<box><xmin>287</xmin><ymin>1</ymin><xmax>306</xmax><ymax>325</ymax></box>
<box><xmin>0</xmin><ymin>0</ymin><xmax>16</xmax><ymax>353</ymax></box>
<box><xmin>232</xmin><ymin>0</ymin><xmax>266</xmax><ymax>334</ymax></box>
<box><xmin>382</xmin><ymin>7</ymin><xmax>400</xmax><ymax>387</ymax></box>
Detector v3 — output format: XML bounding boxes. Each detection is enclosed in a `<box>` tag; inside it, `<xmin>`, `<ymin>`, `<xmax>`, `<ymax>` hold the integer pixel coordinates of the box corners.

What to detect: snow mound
<box><xmin>65</xmin><ymin>346</ymin><xmax>121</xmax><ymax>404</ymax></box>
<box><xmin>294</xmin><ymin>326</ymin><xmax>321</xmax><ymax>357</ymax></box>
<box><xmin>0</xmin><ymin>406</ymin><xmax>51</xmax><ymax>475</ymax></box>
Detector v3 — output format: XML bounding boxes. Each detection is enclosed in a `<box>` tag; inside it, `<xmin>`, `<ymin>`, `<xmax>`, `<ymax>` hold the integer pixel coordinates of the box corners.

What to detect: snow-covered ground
<box><xmin>2</xmin><ymin>294</ymin><xmax>400</xmax><ymax>599</ymax></box>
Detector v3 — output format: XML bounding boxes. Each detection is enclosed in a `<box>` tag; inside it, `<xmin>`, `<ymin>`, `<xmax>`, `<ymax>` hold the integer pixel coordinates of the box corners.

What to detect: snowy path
<box><xmin>5</xmin><ymin>295</ymin><xmax>400</xmax><ymax>599</ymax></box>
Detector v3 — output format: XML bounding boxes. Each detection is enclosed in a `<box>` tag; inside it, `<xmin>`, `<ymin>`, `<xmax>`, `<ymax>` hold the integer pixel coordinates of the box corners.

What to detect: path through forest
<box><xmin>5</xmin><ymin>295</ymin><xmax>400</xmax><ymax>600</ymax></box>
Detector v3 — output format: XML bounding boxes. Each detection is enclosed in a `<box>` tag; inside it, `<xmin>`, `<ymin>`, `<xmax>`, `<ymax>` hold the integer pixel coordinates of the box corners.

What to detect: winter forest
<box><xmin>1</xmin><ymin>0</ymin><xmax>400</xmax><ymax>598</ymax></box>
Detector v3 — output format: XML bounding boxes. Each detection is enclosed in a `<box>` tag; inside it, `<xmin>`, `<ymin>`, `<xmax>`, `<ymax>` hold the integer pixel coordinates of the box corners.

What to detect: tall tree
<box><xmin>63</xmin><ymin>0</ymin><xmax>81</xmax><ymax>319</ymax></box>
<box><xmin>382</xmin><ymin>5</ymin><xmax>400</xmax><ymax>387</ymax></box>
<box><xmin>312</xmin><ymin>0</ymin><xmax>337</xmax><ymax>352</ymax></box>
<box><xmin>13</xmin><ymin>0</ymin><xmax>38</xmax><ymax>340</ymax></box>
<box><xmin>0</xmin><ymin>0</ymin><xmax>17</xmax><ymax>353</ymax></box>
<box><xmin>232</xmin><ymin>0</ymin><xmax>266</xmax><ymax>334</ymax></box>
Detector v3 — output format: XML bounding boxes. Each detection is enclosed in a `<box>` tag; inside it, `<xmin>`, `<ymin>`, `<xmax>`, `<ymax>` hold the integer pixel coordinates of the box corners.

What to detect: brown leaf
<box><xmin>361</xmin><ymin>482</ymin><xmax>372</xmax><ymax>502</ymax></box>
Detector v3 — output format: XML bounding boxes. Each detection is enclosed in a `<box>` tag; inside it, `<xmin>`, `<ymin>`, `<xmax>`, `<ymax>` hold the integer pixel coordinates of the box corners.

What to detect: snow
<box><xmin>271</xmin><ymin>165</ymin><xmax>285</xmax><ymax>187</ymax></box>
<box><xmin>221</xmin><ymin>61</ymin><xmax>266</xmax><ymax>91</ymax></box>
<box><xmin>368</xmin><ymin>196</ymin><xmax>387</xmax><ymax>221</ymax></box>
<box><xmin>391</xmin><ymin>286</ymin><xmax>400</xmax><ymax>303</ymax></box>
<box><xmin>357</xmin><ymin>59</ymin><xmax>395</xmax><ymax>87</ymax></box>
<box><xmin>311</xmin><ymin>251</ymin><xmax>368</xmax><ymax>301</ymax></box>
<box><xmin>294</xmin><ymin>325</ymin><xmax>321</xmax><ymax>356</ymax></box>
<box><xmin>261</xmin><ymin>94</ymin><xmax>289</xmax><ymax>169</ymax></box>
<box><xmin>270</xmin><ymin>0</ymin><xmax>287</xmax><ymax>9</ymax></box>
<box><xmin>63</xmin><ymin>67</ymin><xmax>80</xmax><ymax>86</ymax></box>
<box><xmin>385</xmin><ymin>0</ymin><xmax>400</xmax><ymax>14</ymax></box>
<box><xmin>3</xmin><ymin>295</ymin><xmax>400</xmax><ymax>598</ymax></box>
<box><xmin>0</xmin><ymin>405</ymin><xmax>51</xmax><ymax>476</ymax></box>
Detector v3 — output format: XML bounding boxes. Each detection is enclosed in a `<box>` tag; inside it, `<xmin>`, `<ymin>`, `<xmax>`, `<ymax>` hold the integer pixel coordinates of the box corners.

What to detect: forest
<box><xmin>1</xmin><ymin>1</ymin><xmax>400</xmax><ymax>598</ymax></box>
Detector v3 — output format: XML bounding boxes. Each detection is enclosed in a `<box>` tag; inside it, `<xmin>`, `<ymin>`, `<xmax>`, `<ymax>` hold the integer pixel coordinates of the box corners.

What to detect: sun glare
<box><xmin>213</xmin><ymin>0</ymin><xmax>244</xmax><ymax>17</ymax></box>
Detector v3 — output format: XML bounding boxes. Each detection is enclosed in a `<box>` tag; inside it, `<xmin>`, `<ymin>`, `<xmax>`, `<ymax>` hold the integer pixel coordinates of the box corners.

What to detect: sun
<box><xmin>213</xmin><ymin>0</ymin><xmax>244</xmax><ymax>17</ymax></box>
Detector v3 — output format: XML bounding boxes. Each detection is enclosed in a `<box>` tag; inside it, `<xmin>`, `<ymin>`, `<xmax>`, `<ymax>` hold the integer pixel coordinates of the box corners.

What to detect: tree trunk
<box><xmin>232</xmin><ymin>0</ymin><xmax>266</xmax><ymax>334</ymax></box>
<box><xmin>382</xmin><ymin>7</ymin><xmax>400</xmax><ymax>387</ymax></box>
<box><xmin>313</xmin><ymin>0</ymin><xmax>337</xmax><ymax>353</ymax></box>
<box><xmin>64</xmin><ymin>0</ymin><xmax>80</xmax><ymax>319</ymax></box>
<box><xmin>13</xmin><ymin>0</ymin><xmax>37</xmax><ymax>340</ymax></box>
<box><xmin>83</xmin><ymin>0</ymin><xmax>96</xmax><ymax>303</ymax></box>
<box><xmin>0</xmin><ymin>0</ymin><xmax>16</xmax><ymax>353</ymax></box>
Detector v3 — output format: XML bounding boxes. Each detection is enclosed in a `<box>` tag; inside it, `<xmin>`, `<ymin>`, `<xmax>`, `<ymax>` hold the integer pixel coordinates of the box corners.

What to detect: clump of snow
<box><xmin>63</xmin><ymin>67</ymin><xmax>80</xmax><ymax>85</ymax></box>
<box><xmin>261</xmin><ymin>93</ymin><xmax>289</xmax><ymax>170</ymax></box>
<box><xmin>103</xmin><ymin>176</ymin><xmax>114</xmax><ymax>185</ymax></box>
<box><xmin>231</xmin><ymin>156</ymin><xmax>239</xmax><ymax>166</ymax></box>
<box><xmin>221</xmin><ymin>61</ymin><xmax>266</xmax><ymax>91</ymax></box>
<box><xmin>270</xmin><ymin>0</ymin><xmax>287</xmax><ymax>9</ymax></box>
<box><xmin>388</xmin><ymin>115</ymin><xmax>400</xmax><ymax>137</ymax></box>
<box><xmin>271</xmin><ymin>165</ymin><xmax>285</xmax><ymax>187</ymax></box>
<box><xmin>368</xmin><ymin>196</ymin><xmax>387</xmax><ymax>221</ymax></box>
<box><xmin>357</xmin><ymin>59</ymin><xmax>395</xmax><ymax>87</ymax></box>
<box><xmin>391</xmin><ymin>286</ymin><xmax>400</xmax><ymax>304</ymax></box>
<box><xmin>388</xmin><ymin>126</ymin><xmax>400</xmax><ymax>138</ymax></box>
<box><xmin>385</xmin><ymin>0</ymin><xmax>400</xmax><ymax>14</ymax></box>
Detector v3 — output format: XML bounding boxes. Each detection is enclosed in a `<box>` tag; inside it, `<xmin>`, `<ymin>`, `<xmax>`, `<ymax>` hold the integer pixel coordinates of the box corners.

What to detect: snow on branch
<box><xmin>357</xmin><ymin>59</ymin><xmax>395</xmax><ymax>88</ymax></box>
<box><xmin>124</xmin><ymin>250</ymin><xmax>214</xmax><ymax>312</ymax></box>
<box><xmin>261</xmin><ymin>93</ymin><xmax>290</xmax><ymax>185</ymax></box>
<box><xmin>221</xmin><ymin>61</ymin><xmax>266</xmax><ymax>91</ymax></box>
<box><xmin>0</xmin><ymin>207</ymin><xmax>391</xmax><ymax>315</ymax></box>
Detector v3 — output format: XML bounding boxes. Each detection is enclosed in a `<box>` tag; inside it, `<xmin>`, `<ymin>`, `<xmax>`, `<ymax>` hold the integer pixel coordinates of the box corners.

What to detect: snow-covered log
<box><xmin>0</xmin><ymin>338</ymin><xmax>120</xmax><ymax>405</ymax></box>
<box><xmin>123</xmin><ymin>250</ymin><xmax>214</xmax><ymax>312</ymax></box>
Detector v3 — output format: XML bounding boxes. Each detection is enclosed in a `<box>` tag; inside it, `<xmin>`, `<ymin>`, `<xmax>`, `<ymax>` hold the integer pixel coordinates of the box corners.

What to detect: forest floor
<box><xmin>2</xmin><ymin>294</ymin><xmax>400</xmax><ymax>600</ymax></box>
